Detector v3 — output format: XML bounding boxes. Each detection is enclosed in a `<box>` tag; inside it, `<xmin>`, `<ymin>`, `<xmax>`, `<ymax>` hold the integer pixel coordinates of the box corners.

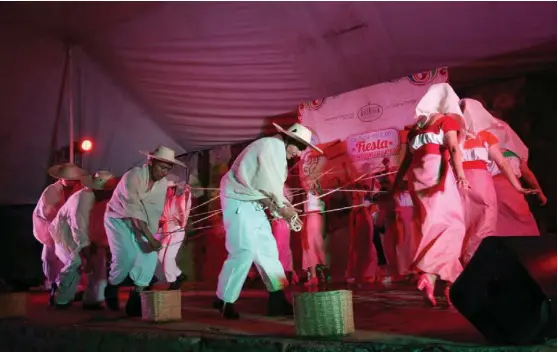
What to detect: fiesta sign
<box><xmin>347</xmin><ymin>128</ymin><xmax>400</xmax><ymax>161</ymax></box>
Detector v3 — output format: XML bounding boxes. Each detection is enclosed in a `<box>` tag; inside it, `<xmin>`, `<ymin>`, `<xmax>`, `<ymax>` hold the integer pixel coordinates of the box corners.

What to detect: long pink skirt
<box><xmin>271</xmin><ymin>219</ymin><xmax>293</xmax><ymax>272</ymax></box>
<box><xmin>493</xmin><ymin>175</ymin><xmax>540</xmax><ymax>236</ymax></box>
<box><xmin>346</xmin><ymin>208</ymin><xmax>378</xmax><ymax>280</ymax></box>
<box><xmin>460</xmin><ymin>169</ymin><xmax>498</xmax><ymax>264</ymax></box>
<box><xmin>394</xmin><ymin>206</ymin><xmax>420</xmax><ymax>276</ymax></box>
<box><xmin>302</xmin><ymin>212</ymin><xmax>326</xmax><ymax>270</ymax></box>
<box><xmin>409</xmin><ymin>153</ymin><xmax>465</xmax><ymax>283</ymax></box>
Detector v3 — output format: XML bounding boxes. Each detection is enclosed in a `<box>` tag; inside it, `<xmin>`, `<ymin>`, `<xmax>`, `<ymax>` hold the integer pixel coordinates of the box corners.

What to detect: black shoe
<box><xmin>125</xmin><ymin>288</ymin><xmax>142</xmax><ymax>317</ymax></box>
<box><xmin>213</xmin><ymin>298</ymin><xmax>240</xmax><ymax>320</ymax></box>
<box><xmin>82</xmin><ymin>303</ymin><xmax>104</xmax><ymax>311</ymax></box>
<box><xmin>268</xmin><ymin>290</ymin><xmax>293</xmax><ymax>317</ymax></box>
<box><xmin>168</xmin><ymin>274</ymin><xmax>187</xmax><ymax>290</ymax></box>
<box><xmin>49</xmin><ymin>283</ymin><xmax>57</xmax><ymax>306</ymax></box>
<box><xmin>104</xmin><ymin>284</ymin><xmax>120</xmax><ymax>311</ymax></box>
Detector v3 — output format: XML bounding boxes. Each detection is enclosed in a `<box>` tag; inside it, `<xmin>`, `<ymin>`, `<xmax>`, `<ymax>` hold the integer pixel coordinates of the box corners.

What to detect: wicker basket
<box><xmin>293</xmin><ymin>290</ymin><xmax>354</xmax><ymax>336</ymax></box>
<box><xmin>140</xmin><ymin>290</ymin><xmax>182</xmax><ymax>322</ymax></box>
<box><xmin>0</xmin><ymin>292</ymin><xmax>27</xmax><ymax>318</ymax></box>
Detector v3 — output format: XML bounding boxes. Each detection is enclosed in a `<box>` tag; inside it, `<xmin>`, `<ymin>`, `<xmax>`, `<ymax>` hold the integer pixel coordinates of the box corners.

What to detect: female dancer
<box><xmin>486</xmin><ymin>118</ymin><xmax>546</xmax><ymax>236</ymax></box>
<box><xmin>459</xmin><ymin>99</ymin><xmax>534</xmax><ymax>264</ymax></box>
<box><xmin>302</xmin><ymin>182</ymin><xmax>327</xmax><ymax>287</ymax></box>
<box><xmin>346</xmin><ymin>184</ymin><xmax>378</xmax><ymax>284</ymax></box>
<box><xmin>271</xmin><ymin>186</ymin><xmax>299</xmax><ymax>284</ymax></box>
<box><xmin>156</xmin><ymin>177</ymin><xmax>191</xmax><ymax>290</ymax></box>
<box><xmin>393</xmin><ymin>83</ymin><xmax>468</xmax><ymax>307</ymax></box>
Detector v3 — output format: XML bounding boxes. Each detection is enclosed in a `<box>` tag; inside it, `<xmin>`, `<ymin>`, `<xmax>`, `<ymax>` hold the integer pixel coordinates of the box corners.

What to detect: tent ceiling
<box><xmin>1</xmin><ymin>2</ymin><xmax>556</xmax><ymax>151</ymax></box>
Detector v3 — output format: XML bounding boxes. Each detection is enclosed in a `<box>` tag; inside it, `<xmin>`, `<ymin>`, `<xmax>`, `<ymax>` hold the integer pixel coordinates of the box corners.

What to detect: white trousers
<box><xmin>42</xmin><ymin>244</ymin><xmax>63</xmax><ymax>288</ymax></box>
<box><xmin>154</xmin><ymin>230</ymin><xmax>185</xmax><ymax>283</ymax></box>
<box><xmin>54</xmin><ymin>245</ymin><xmax>107</xmax><ymax>305</ymax></box>
<box><xmin>217</xmin><ymin>197</ymin><xmax>286</xmax><ymax>303</ymax></box>
<box><xmin>104</xmin><ymin>216</ymin><xmax>158</xmax><ymax>287</ymax></box>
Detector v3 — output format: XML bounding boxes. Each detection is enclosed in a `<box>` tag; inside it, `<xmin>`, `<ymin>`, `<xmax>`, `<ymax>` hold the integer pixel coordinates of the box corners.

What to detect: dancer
<box><xmin>50</xmin><ymin>171</ymin><xmax>118</xmax><ymax>309</ymax></box>
<box><xmin>393</xmin><ymin>83</ymin><xmax>468</xmax><ymax>307</ymax></box>
<box><xmin>302</xmin><ymin>182</ymin><xmax>327</xmax><ymax>287</ymax></box>
<box><xmin>393</xmin><ymin>179</ymin><xmax>419</xmax><ymax>278</ymax></box>
<box><xmin>155</xmin><ymin>175</ymin><xmax>191</xmax><ymax>290</ymax></box>
<box><xmin>346</xmin><ymin>184</ymin><xmax>378</xmax><ymax>285</ymax></box>
<box><xmin>104</xmin><ymin>146</ymin><xmax>185</xmax><ymax>316</ymax></box>
<box><xmin>32</xmin><ymin>163</ymin><xmax>88</xmax><ymax>305</ymax></box>
<box><xmin>214</xmin><ymin>122</ymin><xmax>322</xmax><ymax>319</ymax></box>
<box><xmin>486</xmin><ymin>118</ymin><xmax>546</xmax><ymax>236</ymax></box>
<box><xmin>459</xmin><ymin>99</ymin><xmax>535</xmax><ymax>264</ymax></box>
<box><xmin>271</xmin><ymin>185</ymin><xmax>298</xmax><ymax>284</ymax></box>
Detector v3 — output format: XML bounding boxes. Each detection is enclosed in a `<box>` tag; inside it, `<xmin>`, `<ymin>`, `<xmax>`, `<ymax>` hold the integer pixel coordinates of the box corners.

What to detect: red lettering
<box><xmin>354</xmin><ymin>139</ymin><xmax>392</xmax><ymax>153</ymax></box>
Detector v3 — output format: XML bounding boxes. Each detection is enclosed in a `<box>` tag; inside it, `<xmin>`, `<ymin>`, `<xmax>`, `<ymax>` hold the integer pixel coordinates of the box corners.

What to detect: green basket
<box><xmin>293</xmin><ymin>290</ymin><xmax>355</xmax><ymax>336</ymax></box>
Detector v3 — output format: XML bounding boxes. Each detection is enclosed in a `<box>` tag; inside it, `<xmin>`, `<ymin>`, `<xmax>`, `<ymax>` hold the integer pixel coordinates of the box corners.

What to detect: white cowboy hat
<box><xmin>48</xmin><ymin>163</ymin><xmax>89</xmax><ymax>181</ymax></box>
<box><xmin>139</xmin><ymin>145</ymin><xmax>186</xmax><ymax>168</ymax></box>
<box><xmin>81</xmin><ymin>170</ymin><xmax>119</xmax><ymax>190</ymax></box>
<box><xmin>272</xmin><ymin>122</ymin><xmax>323</xmax><ymax>154</ymax></box>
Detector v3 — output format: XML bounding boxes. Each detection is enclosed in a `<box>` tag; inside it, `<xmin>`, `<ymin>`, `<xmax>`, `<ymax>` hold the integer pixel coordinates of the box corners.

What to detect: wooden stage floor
<box><xmin>0</xmin><ymin>282</ymin><xmax>554</xmax><ymax>352</ymax></box>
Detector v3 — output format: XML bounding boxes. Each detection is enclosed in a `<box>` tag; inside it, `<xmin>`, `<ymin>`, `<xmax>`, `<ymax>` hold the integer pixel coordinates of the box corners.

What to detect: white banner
<box><xmin>299</xmin><ymin>68</ymin><xmax>449</xmax><ymax>187</ymax></box>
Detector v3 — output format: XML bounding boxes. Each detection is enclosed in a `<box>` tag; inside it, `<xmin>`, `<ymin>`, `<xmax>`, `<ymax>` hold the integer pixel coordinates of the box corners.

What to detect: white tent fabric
<box><xmin>0</xmin><ymin>2</ymin><xmax>555</xmax><ymax>204</ymax></box>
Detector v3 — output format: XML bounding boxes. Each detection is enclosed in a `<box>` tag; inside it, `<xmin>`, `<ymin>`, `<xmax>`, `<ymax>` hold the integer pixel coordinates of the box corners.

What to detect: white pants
<box><xmin>104</xmin><ymin>216</ymin><xmax>158</xmax><ymax>287</ymax></box>
<box><xmin>54</xmin><ymin>245</ymin><xmax>107</xmax><ymax>305</ymax></box>
<box><xmin>42</xmin><ymin>244</ymin><xmax>63</xmax><ymax>289</ymax></box>
<box><xmin>154</xmin><ymin>230</ymin><xmax>185</xmax><ymax>283</ymax></box>
<box><xmin>217</xmin><ymin>197</ymin><xmax>286</xmax><ymax>303</ymax></box>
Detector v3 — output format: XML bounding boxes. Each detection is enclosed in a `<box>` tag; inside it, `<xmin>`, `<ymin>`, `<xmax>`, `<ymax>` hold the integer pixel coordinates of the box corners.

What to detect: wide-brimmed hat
<box><xmin>272</xmin><ymin>122</ymin><xmax>323</xmax><ymax>154</ymax></box>
<box><xmin>81</xmin><ymin>170</ymin><xmax>119</xmax><ymax>190</ymax></box>
<box><xmin>139</xmin><ymin>145</ymin><xmax>186</xmax><ymax>168</ymax></box>
<box><xmin>48</xmin><ymin>163</ymin><xmax>89</xmax><ymax>181</ymax></box>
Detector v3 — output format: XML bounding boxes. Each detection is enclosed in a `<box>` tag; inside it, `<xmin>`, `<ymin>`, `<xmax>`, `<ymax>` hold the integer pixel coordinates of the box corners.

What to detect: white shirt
<box><xmin>221</xmin><ymin>137</ymin><xmax>288</xmax><ymax>206</ymax></box>
<box><xmin>49</xmin><ymin>189</ymin><xmax>95</xmax><ymax>254</ymax></box>
<box><xmin>106</xmin><ymin>164</ymin><xmax>168</xmax><ymax>235</ymax></box>
<box><xmin>32</xmin><ymin>181</ymin><xmax>66</xmax><ymax>245</ymax></box>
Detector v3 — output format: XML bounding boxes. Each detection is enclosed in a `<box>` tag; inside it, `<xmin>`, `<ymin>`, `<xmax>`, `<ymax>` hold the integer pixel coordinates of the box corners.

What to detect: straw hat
<box><xmin>139</xmin><ymin>145</ymin><xmax>186</xmax><ymax>168</ymax></box>
<box><xmin>48</xmin><ymin>163</ymin><xmax>89</xmax><ymax>181</ymax></box>
<box><xmin>81</xmin><ymin>170</ymin><xmax>119</xmax><ymax>190</ymax></box>
<box><xmin>272</xmin><ymin>122</ymin><xmax>323</xmax><ymax>154</ymax></box>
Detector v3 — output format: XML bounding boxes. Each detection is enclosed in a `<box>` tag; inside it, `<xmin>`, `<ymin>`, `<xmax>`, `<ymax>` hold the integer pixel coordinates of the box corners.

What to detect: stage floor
<box><xmin>0</xmin><ymin>282</ymin><xmax>555</xmax><ymax>352</ymax></box>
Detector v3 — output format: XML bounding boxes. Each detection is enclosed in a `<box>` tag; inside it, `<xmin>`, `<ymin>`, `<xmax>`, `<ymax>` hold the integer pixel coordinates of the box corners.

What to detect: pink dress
<box><xmin>302</xmin><ymin>192</ymin><xmax>326</xmax><ymax>270</ymax></box>
<box><xmin>406</xmin><ymin>116</ymin><xmax>466</xmax><ymax>283</ymax></box>
<box><xmin>394</xmin><ymin>192</ymin><xmax>419</xmax><ymax>276</ymax></box>
<box><xmin>459</xmin><ymin>131</ymin><xmax>499</xmax><ymax>264</ymax></box>
<box><xmin>346</xmin><ymin>198</ymin><xmax>378</xmax><ymax>281</ymax></box>
<box><xmin>489</xmin><ymin>151</ymin><xmax>540</xmax><ymax>237</ymax></box>
<box><xmin>271</xmin><ymin>219</ymin><xmax>293</xmax><ymax>272</ymax></box>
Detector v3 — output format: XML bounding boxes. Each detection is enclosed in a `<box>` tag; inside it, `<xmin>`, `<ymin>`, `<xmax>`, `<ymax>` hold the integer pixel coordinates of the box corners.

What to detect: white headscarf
<box><xmin>415</xmin><ymin>83</ymin><xmax>463</xmax><ymax>122</ymax></box>
<box><xmin>461</xmin><ymin>98</ymin><xmax>497</xmax><ymax>137</ymax></box>
<box><xmin>486</xmin><ymin>118</ymin><xmax>529</xmax><ymax>161</ymax></box>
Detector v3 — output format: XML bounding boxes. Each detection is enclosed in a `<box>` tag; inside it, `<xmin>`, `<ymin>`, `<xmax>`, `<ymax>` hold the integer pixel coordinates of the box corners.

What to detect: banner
<box><xmin>299</xmin><ymin>68</ymin><xmax>449</xmax><ymax>188</ymax></box>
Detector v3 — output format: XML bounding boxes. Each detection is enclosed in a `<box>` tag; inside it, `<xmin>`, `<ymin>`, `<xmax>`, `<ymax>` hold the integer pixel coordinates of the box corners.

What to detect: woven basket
<box><xmin>293</xmin><ymin>290</ymin><xmax>354</xmax><ymax>336</ymax></box>
<box><xmin>140</xmin><ymin>290</ymin><xmax>182</xmax><ymax>322</ymax></box>
<box><xmin>0</xmin><ymin>292</ymin><xmax>27</xmax><ymax>318</ymax></box>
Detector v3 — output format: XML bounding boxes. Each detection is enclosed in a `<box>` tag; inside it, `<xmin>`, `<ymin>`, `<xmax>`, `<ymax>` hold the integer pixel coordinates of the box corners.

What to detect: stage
<box><xmin>0</xmin><ymin>283</ymin><xmax>554</xmax><ymax>352</ymax></box>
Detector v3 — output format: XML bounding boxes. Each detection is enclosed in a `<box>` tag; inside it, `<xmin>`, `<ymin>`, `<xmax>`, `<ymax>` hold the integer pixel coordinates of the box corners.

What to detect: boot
<box><xmin>168</xmin><ymin>274</ymin><xmax>187</xmax><ymax>291</ymax></box>
<box><xmin>125</xmin><ymin>287</ymin><xmax>143</xmax><ymax>317</ymax></box>
<box><xmin>104</xmin><ymin>283</ymin><xmax>120</xmax><ymax>311</ymax></box>
<box><xmin>268</xmin><ymin>290</ymin><xmax>293</xmax><ymax>317</ymax></box>
<box><xmin>212</xmin><ymin>297</ymin><xmax>240</xmax><ymax>320</ymax></box>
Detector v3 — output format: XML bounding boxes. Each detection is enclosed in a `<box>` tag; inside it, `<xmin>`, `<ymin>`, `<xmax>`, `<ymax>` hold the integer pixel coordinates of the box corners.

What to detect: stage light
<box><xmin>80</xmin><ymin>139</ymin><xmax>93</xmax><ymax>152</ymax></box>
